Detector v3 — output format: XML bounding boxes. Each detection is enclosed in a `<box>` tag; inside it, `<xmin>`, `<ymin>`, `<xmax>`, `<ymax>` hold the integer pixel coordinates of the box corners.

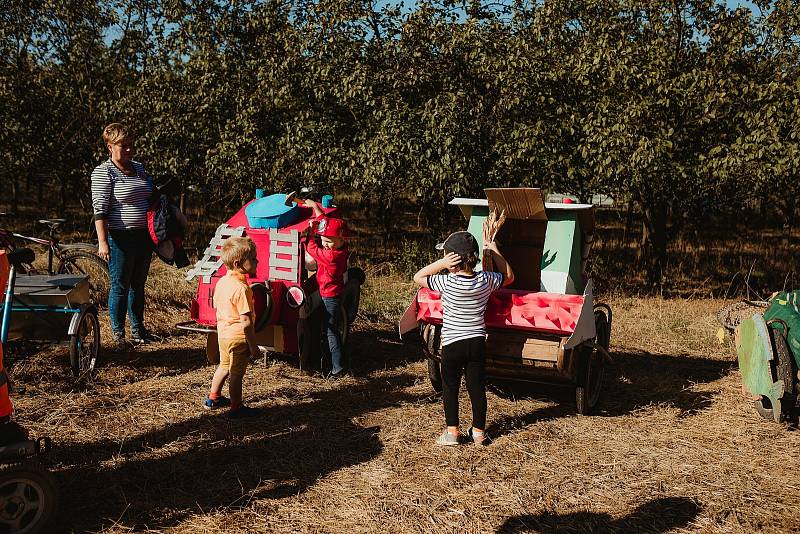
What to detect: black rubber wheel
<box><xmin>0</xmin><ymin>461</ymin><xmax>59</xmax><ymax>534</ymax></box>
<box><xmin>427</xmin><ymin>359</ymin><xmax>443</xmax><ymax>393</ymax></box>
<box><xmin>69</xmin><ymin>307</ymin><xmax>100</xmax><ymax>376</ymax></box>
<box><xmin>297</xmin><ymin>313</ymin><xmax>321</xmax><ymax>373</ymax></box>
<box><xmin>754</xmin><ymin>324</ymin><xmax>797</xmax><ymax>422</ymax></box>
<box><xmin>753</xmin><ymin>398</ymin><xmax>775</xmax><ymax>420</ymax></box>
<box><xmin>575</xmin><ymin>310</ymin><xmax>610</xmax><ymax>415</ymax></box>
<box><xmin>250</xmin><ymin>283</ymin><xmax>273</xmax><ymax>332</ymax></box>
<box><xmin>58</xmin><ymin>250</ymin><xmax>110</xmax><ymax>307</ymax></box>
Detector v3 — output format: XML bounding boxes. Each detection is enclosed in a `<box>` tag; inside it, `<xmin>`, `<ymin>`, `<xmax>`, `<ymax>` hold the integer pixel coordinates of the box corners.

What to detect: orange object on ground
<box><xmin>0</xmin><ymin>252</ymin><xmax>15</xmax><ymax>418</ymax></box>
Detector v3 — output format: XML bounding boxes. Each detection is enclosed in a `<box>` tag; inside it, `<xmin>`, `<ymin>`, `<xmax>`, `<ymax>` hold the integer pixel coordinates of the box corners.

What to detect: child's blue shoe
<box><xmin>203</xmin><ymin>395</ymin><xmax>231</xmax><ymax>410</ymax></box>
<box><xmin>227</xmin><ymin>405</ymin><xmax>262</xmax><ymax>420</ymax></box>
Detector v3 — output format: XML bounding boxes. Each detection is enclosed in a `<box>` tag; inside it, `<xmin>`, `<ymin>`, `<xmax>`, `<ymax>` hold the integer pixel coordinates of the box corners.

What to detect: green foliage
<box><xmin>394</xmin><ymin>237</ymin><xmax>439</xmax><ymax>277</ymax></box>
<box><xmin>1</xmin><ymin>0</ymin><xmax>798</xmax><ymax>287</ymax></box>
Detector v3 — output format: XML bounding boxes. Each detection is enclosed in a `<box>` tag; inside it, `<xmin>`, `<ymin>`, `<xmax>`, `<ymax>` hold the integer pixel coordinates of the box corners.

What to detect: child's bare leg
<box><xmin>209</xmin><ymin>366</ymin><xmax>229</xmax><ymax>396</ymax></box>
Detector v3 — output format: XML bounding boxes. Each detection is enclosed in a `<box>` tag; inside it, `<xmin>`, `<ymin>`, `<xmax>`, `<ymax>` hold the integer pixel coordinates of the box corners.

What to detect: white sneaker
<box><xmin>467</xmin><ymin>427</ymin><xmax>493</xmax><ymax>446</ymax></box>
<box><xmin>436</xmin><ymin>429</ymin><xmax>460</xmax><ymax>446</ymax></box>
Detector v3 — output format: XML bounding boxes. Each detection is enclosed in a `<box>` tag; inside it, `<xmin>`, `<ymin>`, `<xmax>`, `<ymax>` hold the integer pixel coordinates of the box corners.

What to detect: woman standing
<box><xmin>91</xmin><ymin>123</ymin><xmax>155</xmax><ymax>350</ymax></box>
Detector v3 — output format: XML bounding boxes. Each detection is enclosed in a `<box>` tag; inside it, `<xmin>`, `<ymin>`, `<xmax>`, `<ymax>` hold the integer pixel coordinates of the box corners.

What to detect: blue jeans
<box><xmin>108</xmin><ymin>229</ymin><xmax>152</xmax><ymax>338</ymax></box>
<box><xmin>321</xmin><ymin>296</ymin><xmax>343</xmax><ymax>374</ymax></box>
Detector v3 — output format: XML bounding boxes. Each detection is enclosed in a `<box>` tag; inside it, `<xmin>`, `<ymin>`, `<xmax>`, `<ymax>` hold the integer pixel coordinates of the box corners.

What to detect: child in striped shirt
<box><xmin>413</xmin><ymin>231</ymin><xmax>514</xmax><ymax>446</ymax></box>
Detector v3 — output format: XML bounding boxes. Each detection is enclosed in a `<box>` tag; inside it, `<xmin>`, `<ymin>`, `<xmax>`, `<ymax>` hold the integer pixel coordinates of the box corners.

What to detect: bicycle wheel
<box><xmin>57</xmin><ymin>250</ymin><xmax>110</xmax><ymax>307</ymax></box>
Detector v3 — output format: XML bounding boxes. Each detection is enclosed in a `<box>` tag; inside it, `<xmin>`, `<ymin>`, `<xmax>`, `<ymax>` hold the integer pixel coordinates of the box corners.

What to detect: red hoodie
<box><xmin>305</xmin><ymin>238</ymin><xmax>349</xmax><ymax>298</ymax></box>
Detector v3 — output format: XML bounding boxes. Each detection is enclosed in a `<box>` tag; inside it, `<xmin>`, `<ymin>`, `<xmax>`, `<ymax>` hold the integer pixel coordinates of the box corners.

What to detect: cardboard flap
<box><xmin>485</xmin><ymin>188</ymin><xmax>548</xmax><ymax>221</ymax></box>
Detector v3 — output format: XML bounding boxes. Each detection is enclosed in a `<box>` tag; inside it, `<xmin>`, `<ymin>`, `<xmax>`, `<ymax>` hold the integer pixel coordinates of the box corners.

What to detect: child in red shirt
<box><xmin>303</xmin><ymin>199</ymin><xmax>351</xmax><ymax>378</ymax></box>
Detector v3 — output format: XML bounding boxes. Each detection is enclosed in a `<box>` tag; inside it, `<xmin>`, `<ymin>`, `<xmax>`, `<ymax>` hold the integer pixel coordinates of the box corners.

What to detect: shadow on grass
<box><xmin>486</xmin><ymin>350</ymin><xmax>735</xmax><ymax>439</ymax></box>
<box><xmin>52</xmin><ymin>373</ymin><xmax>423</xmax><ymax>532</ymax></box>
<box><xmin>496</xmin><ymin>496</ymin><xmax>700</xmax><ymax>533</ymax></box>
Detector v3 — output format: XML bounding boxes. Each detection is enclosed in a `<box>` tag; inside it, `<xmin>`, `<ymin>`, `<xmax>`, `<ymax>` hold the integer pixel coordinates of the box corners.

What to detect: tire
<box><xmin>69</xmin><ymin>308</ymin><xmax>100</xmax><ymax>376</ymax></box>
<box><xmin>755</xmin><ymin>325</ymin><xmax>797</xmax><ymax>422</ymax></box>
<box><xmin>0</xmin><ymin>461</ymin><xmax>59</xmax><ymax>534</ymax></box>
<box><xmin>297</xmin><ymin>314</ymin><xmax>321</xmax><ymax>373</ymax></box>
<box><xmin>575</xmin><ymin>310</ymin><xmax>610</xmax><ymax>415</ymax></box>
<box><xmin>58</xmin><ymin>250</ymin><xmax>110</xmax><ymax>307</ymax></box>
<box><xmin>427</xmin><ymin>359</ymin><xmax>443</xmax><ymax>393</ymax></box>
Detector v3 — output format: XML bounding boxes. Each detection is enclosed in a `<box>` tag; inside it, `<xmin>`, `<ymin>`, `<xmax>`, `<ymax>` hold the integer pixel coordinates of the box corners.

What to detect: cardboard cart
<box><xmin>719</xmin><ymin>293</ymin><xmax>800</xmax><ymax>422</ymax></box>
<box><xmin>177</xmin><ymin>191</ymin><xmax>365</xmax><ymax>373</ymax></box>
<box><xmin>399</xmin><ymin>188</ymin><xmax>612</xmax><ymax>414</ymax></box>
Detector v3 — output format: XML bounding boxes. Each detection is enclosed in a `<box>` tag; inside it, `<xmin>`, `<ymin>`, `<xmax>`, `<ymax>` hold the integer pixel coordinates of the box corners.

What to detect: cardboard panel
<box><xmin>485</xmin><ymin>188</ymin><xmax>547</xmax><ymax>221</ymax></box>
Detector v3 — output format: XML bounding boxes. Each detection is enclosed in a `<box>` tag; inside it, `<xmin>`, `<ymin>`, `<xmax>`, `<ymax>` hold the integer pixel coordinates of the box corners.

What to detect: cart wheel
<box><xmin>297</xmin><ymin>314</ymin><xmax>321</xmax><ymax>373</ymax></box>
<box><xmin>320</xmin><ymin>304</ymin><xmax>350</xmax><ymax>374</ymax></box>
<box><xmin>753</xmin><ymin>325</ymin><xmax>797</xmax><ymax>422</ymax></box>
<box><xmin>753</xmin><ymin>397</ymin><xmax>776</xmax><ymax>420</ymax></box>
<box><xmin>58</xmin><ymin>250</ymin><xmax>110</xmax><ymax>307</ymax></box>
<box><xmin>206</xmin><ymin>332</ymin><xmax>220</xmax><ymax>365</ymax></box>
<box><xmin>427</xmin><ymin>359</ymin><xmax>443</xmax><ymax>393</ymax></box>
<box><xmin>0</xmin><ymin>461</ymin><xmax>59</xmax><ymax>534</ymax></box>
<box><xmin>576</xmin><ymin>310</ymin><xmax>610</xmax><ymax>415</ymax></box>
<box><xmin>69</xmin><ymin>308</ymin><xmax>100</xmax><ymax>376</ymax></box>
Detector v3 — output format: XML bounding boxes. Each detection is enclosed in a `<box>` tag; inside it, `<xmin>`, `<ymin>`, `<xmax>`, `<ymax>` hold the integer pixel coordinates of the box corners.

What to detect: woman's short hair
<box><xmin>102</xmin><ymin>123</ymin><xmax>133</xmax><ymax>146</ymax></box>
<box><xmin>220</xmin><ymin>237</ymin><xmax>257</xmax><ymax>269</ymax></box>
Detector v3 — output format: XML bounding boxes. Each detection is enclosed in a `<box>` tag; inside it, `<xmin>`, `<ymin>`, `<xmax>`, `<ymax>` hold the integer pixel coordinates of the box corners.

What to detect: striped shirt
<box><xmin>428</xmin><ymin>271</ymin><xmax>504</xmax><ymax>346</ymax></box>
<box><xmin>91</xmin><ymin>159</ymin><xmax>153</xmax><ymax>230</ymax></box>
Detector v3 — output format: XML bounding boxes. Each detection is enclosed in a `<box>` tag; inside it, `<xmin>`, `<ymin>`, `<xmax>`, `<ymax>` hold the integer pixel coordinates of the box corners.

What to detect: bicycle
<box><xmin>0</xmin><ymin>215</ymin><xmax>110</xmax><ymax>306</ymax></box>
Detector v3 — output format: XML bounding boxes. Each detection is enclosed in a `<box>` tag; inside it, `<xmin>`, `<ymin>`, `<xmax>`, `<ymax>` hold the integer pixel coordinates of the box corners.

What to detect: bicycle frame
<box><xmin>0</xmin><ymin>229</ymin><xmax>59</xmax><ymax>275</ymax></box>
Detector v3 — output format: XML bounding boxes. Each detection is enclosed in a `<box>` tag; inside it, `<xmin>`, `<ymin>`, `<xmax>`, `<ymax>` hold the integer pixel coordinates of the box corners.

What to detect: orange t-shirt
<box><xmin>213</xmin><ymin>271</ymin><xmax>254</xmax><ymax>340</ymax></box>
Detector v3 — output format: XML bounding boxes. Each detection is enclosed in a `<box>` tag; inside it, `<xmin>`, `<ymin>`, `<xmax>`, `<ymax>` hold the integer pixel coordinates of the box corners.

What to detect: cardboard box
<box><xmin>485</xmin><ymin>188</ymin><xmax>548</xmax><ymax>291</ymax></box>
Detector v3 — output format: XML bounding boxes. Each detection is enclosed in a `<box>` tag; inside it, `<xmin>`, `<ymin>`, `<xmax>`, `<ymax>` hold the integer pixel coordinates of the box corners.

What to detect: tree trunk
<box><xmin>641</xmin><ymin>202</ymin><xmax>668</xmax><ymax>288</ymax></box>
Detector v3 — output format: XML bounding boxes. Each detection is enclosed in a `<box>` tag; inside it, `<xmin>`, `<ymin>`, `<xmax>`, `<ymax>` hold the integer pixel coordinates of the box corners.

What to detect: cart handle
<box><xmin>175</xmin><ymin>321</ymin><xmax>217</xmax><ymax>334</ymax></box>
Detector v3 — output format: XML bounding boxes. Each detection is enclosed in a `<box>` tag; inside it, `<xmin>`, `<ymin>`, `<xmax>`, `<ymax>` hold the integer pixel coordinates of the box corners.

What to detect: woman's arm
<box><xmin>95</xmin><ymin>219</ymin><xmax>110</xmax><ymax>261</ymax></box>
<box><xmin>485</xmin><ymin>241</ymin><xmax>514</xmax><ymax>287</ymax></box>
<box><xmin>413</xmin><ymin>252</ymin><xmax>461</xmax><ymax>288</ymax></box>
<box><xmin>91</xmin><ymin>164</ymin><xmax>113</xmax><ymax>261</ymax></box>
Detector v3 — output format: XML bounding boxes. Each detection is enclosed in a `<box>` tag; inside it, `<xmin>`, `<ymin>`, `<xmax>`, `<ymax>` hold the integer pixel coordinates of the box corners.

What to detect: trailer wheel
<box><xmin>427</xmin><ymin>359</ymin><xmax>443</xmax><ymax>393</ymax></box>
<box><xmin>0</xmin><ymin>461</ymin><xmax>59</xmax><ymax>534</ymax></box>
<box><xmin>297</xmin><ymin>313</ymin><xmax>321</xmax><ymax>374</ymax></box>
<box><xmin>576</xmin><ymin>310</ymin><xmax>610</xmax><ymax>415</ymax></box>
<box><xmin>752</xmin><ymin>324</ymin><xmax>796</xmax><ymax>422</ymax></box>
<box><xmin>69</xmin><ymin>307</ymin><xmax>100</xmax><ymax>376</ymax></box>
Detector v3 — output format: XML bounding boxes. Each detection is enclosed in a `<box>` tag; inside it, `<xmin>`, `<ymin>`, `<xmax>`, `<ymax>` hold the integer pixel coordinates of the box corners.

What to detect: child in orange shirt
<box><xmin>204</xmin><ymin>236</ymin><xmax>262</xmax><ymax>418</ymax></box>
<box><xmin>303</xmin><ymin>199</ymin><xmax>351</xmax><ymax>378</ymax></box>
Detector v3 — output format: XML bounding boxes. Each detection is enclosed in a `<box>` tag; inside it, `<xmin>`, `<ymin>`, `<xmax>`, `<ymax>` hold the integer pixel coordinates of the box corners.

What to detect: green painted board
<box><xmin>541</xmin><ymin>211</ymin><xmax>584</xmax><ymax>292</ymax></box>
<box><xmin>736</xmin><ymin>314</ymin><xmax>784</xmax><ymax>422</ymax></box>
<box><xmin>466</xmin><ymin>207</ymin><xmax>489</xmax><ymax>264</ymax></box>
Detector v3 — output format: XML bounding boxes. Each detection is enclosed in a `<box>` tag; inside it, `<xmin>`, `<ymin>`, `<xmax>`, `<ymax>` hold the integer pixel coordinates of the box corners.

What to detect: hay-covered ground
<box><xmin>7</xmin><ymin>266</ymin><xmax>800</xmax><ymax>533</ymax></box>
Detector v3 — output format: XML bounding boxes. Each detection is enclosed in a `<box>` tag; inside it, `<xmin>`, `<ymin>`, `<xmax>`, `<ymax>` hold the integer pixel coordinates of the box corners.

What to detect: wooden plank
<box><xmin>270</xmin><ymin>229</ymin><xmax>299</xmax><ymax>243</ymax></box>
<box><xmin>270</xmin><ymin>244</ymin><xmax>297</xmax><ymax>256</ymax></box>
<box><xmin>269</xmin><ymin>255</ymin><xmax>296</xmax><ymax>269</ymax></box>
<box><xmin>269</xmin><ymin>267</ymin><xmax>298</xmax><ymax>281</ymax></box>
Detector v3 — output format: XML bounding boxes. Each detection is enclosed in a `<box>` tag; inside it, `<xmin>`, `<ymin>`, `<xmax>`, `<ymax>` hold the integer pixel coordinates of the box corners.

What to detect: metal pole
<box><xmin>0</xmin><ymin>264</ymin><xmax>16</xmax><ymax>345</ymax></box>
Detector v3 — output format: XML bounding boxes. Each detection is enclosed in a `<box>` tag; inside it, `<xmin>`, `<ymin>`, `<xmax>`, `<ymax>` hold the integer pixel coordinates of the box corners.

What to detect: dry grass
<box><xmin>4</xmin><ymin>270</ymin><xmax>800</xmax><ymax>533</ymax></box>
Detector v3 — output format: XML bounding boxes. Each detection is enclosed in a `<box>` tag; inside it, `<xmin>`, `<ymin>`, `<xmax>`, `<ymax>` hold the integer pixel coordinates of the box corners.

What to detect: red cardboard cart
<box><xmin>177</xmin><ymin>191</ymin><xmax>365</xmax><ymax>372</ymax></box>
<box><xmin>399</xmin><ymin>188</ymin><xmax>612</xmax><ymax>414</ymax></box>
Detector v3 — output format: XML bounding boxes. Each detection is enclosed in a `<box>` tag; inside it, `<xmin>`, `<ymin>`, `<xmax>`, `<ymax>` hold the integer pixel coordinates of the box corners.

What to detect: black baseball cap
<box><xmin>435</xmin><ymin>231</ymin><xmax>479</xmax><ymax>258</ymax></box>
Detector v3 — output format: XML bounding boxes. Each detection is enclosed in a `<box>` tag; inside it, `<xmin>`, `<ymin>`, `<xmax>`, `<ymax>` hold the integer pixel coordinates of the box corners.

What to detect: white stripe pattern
<box><xmin>428</xmin><ymin>271</ymin><xmax>504</xmax><ymax>346</ymax></box>
<box><xmin>91</xmin><ymin>159</ymin><xmax>153</xmax><ymax>230</ymax></box>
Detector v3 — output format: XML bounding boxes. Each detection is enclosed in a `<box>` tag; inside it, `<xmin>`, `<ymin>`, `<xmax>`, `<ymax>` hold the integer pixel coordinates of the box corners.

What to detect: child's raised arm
<box><xmin>413</xmin><ymin>252</ymin><xmax>461</xmax><ymax>288</ymax></box>
<box><xmin>303</xmin><ymin>198</ymin><xmax>325</xmax><ymax>218</ymax></box>
<box><xmin>485</xmin><ymin>241</ymin><xmax>514</xmax><ymax>287</ymax></box>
